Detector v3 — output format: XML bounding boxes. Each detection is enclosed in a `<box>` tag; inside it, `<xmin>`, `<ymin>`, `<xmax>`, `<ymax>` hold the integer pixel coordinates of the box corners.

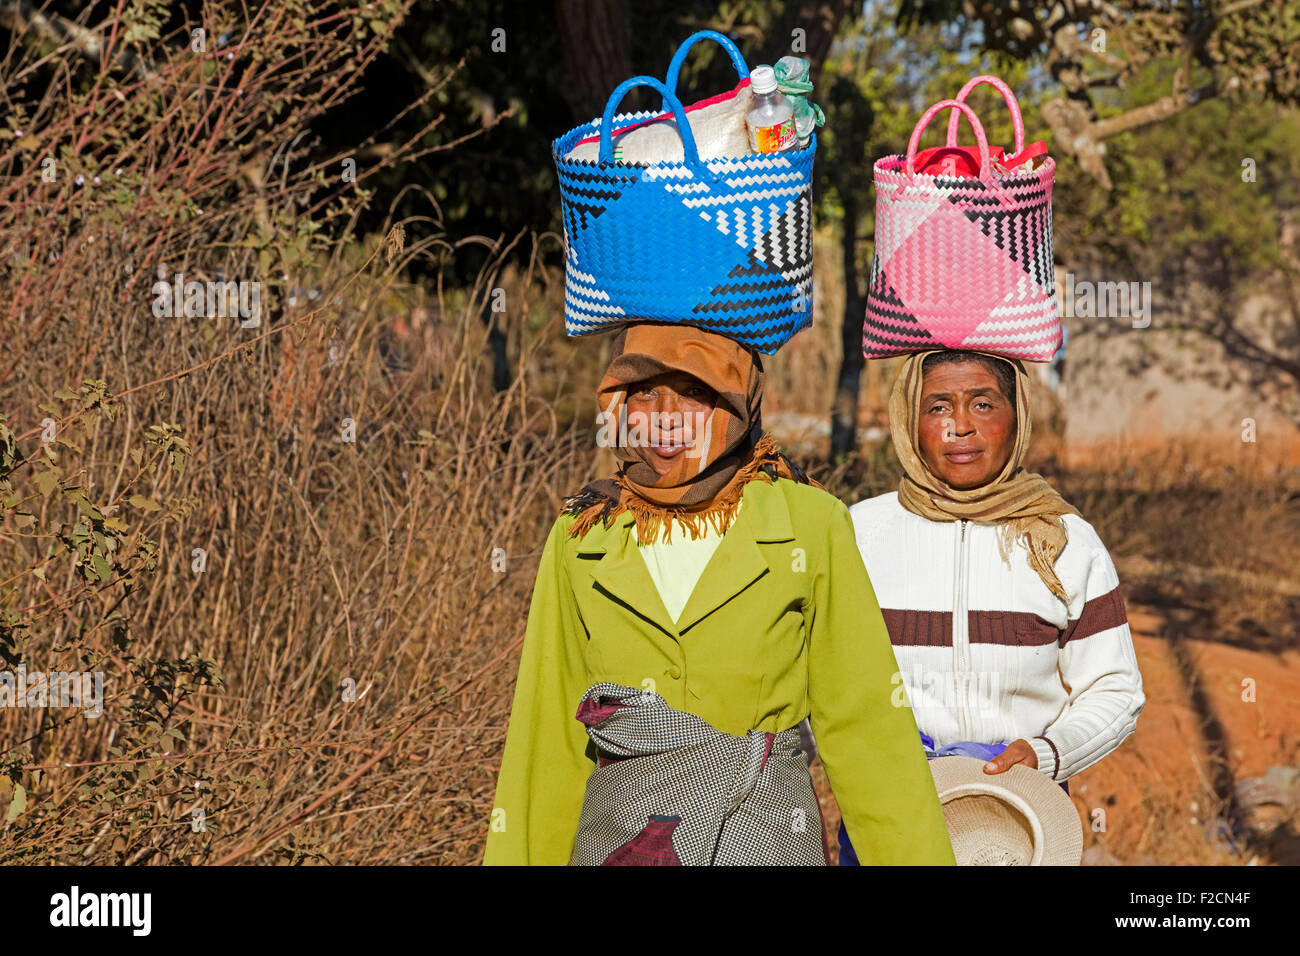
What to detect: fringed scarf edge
<box><xmin>562</xmin><ymin>433</ymin><xmax>819</xmax><ymax>544</ymax></box>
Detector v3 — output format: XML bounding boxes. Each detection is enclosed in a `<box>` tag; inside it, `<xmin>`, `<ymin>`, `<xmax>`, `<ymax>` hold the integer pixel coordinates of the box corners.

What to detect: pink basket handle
<box><xmin>947</xmin><ymin>74</ymin><xmax>1026</xmax><ymax>159</ymax></box>
<box><xmin>906</xmin><ymin>99</ymin><xmax>991</xmax><ymax>182</ymax></box>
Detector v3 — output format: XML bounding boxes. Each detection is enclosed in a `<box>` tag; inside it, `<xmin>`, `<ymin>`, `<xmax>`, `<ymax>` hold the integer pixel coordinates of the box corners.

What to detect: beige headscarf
<box><xmin>888</xmin><ymin>349</ymin><xmax>1080</xmax><ymax>604</ymax></box>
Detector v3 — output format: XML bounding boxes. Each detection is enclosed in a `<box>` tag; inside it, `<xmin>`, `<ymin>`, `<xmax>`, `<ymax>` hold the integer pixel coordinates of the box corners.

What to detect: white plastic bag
<box><xmin>565</xmin><ymin>78</ymin><xmax>753</xmax><ymax>164</ymax></box>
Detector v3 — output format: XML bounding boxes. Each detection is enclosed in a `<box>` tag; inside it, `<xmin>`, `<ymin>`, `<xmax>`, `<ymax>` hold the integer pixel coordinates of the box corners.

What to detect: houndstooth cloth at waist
<box><xmin>569</xmin><ymin>682</ymin><xmax>827</xmax><ymax>866</ymax></box>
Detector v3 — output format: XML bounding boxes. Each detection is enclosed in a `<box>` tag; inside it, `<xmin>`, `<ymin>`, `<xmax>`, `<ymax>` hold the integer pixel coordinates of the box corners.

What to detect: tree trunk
<box><xmin>830</xmin><ymin>194</ymin><xmax>865</xmax><ymax>458</ymax></box>
<box><xmin>775</xmin><ymin>0</ymin><xmax>856</xmax><ymax>87</ymax></box>
<box><xmin>555</xmin><ymin>0</ymin><xmax>633</xmax><ymax>122</ymax></box>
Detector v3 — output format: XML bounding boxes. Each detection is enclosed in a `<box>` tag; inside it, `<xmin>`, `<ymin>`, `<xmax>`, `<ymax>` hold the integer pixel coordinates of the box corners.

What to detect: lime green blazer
<box><xmin>483</xmin><ymin>476</ymin><xmax>956</xmax><ymax>866</ymax></box>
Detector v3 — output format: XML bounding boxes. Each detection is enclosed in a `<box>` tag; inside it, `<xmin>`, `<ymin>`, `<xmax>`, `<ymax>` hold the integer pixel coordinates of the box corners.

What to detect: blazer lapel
<box><xmin>583</xmin><ymin>516</ymin><xmax>680</xmax><ymax>638</ymax></box>
<box><xmin>674</xmin><ymin>480</ymin><xmax>796</xmax><ymax>633</ymax></box>
<box><xmin>577</xmin><ymin>480</ymin><xmax>799</xmax><ymax>637</ymax></box>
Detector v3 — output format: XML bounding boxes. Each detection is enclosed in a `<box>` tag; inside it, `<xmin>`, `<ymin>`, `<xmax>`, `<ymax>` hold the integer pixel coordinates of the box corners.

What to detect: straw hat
<box><xmin>929</xmin><ymin>756</ymin><xmax>1083</xmax><ymax>865</ymax></box>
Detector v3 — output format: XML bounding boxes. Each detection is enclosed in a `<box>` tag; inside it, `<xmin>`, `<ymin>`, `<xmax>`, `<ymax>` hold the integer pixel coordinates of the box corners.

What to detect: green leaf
<box><xmin>76</xmin><ymin>497</ymin><xmax>104</xmax><ymax>521</ymax></box>
<box><xmin>127</xmin><ymin>495</ymin><xmax>162</xmax><ymax>512</ymax></box>
<box><xmin>92</xmin><ymin>553</ymin><xmax>111</xmax><ymax>581</ymax></box>
<box><xmin>6</xmin><ymin>783</ymin><xmax>26</xmax><ymax>822</ymax></box>
<box><xmin>34</xmin><ymin>470</ymin><xmax>59</xmax><ymax>497</ymax></box>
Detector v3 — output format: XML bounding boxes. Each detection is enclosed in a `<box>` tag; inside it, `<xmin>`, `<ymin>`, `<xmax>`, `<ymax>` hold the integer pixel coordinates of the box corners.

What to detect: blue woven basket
<box><xmin>553</xmin><ymin>31</ymin><xmax>816</xmax><ymax>355</ymax></box>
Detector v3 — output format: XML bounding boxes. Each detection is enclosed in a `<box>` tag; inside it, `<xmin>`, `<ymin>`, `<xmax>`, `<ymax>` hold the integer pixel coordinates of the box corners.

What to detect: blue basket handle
<box><xmin>599</xmin><ymin>74</ymin><xmax>718</xmax><ymax>183</ymax></box>
<box><xmin>664</xmin><ymin>29</ymin><xmax>749</xmax><ymax>106</ymax></box>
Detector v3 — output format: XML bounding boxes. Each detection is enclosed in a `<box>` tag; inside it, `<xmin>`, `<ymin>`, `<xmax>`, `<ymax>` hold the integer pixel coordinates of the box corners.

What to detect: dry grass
<box><xmin>0</xmin><ymin>0</ymin><xmax>599</xmax><ymax>865</ymax></box>
<box><xmin>1</xmin><ymin>208</ymin><xmax>600</xmax><ymax>864</ymax></box>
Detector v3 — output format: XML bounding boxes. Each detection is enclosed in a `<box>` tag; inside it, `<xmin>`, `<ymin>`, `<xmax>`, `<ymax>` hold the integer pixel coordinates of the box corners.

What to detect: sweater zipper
<box><xmin>953</xmin><ymin>519</ymin><xmax>970</xmax><ymax>739</ymax></box>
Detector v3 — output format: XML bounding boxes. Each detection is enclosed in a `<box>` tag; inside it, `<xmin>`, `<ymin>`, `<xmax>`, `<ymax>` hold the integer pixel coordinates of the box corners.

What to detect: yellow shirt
<box><xmin>633</xmin><ymin>501</ymin><xmax>743</xmax><ymax>623</ymax></box>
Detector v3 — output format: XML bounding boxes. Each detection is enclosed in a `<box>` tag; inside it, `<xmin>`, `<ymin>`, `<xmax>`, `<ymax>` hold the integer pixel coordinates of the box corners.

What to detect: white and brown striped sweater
<box><xmin>848</xmin><ymin>491</ymin><xmax>1145</xmax><ymax>782</ymax></box>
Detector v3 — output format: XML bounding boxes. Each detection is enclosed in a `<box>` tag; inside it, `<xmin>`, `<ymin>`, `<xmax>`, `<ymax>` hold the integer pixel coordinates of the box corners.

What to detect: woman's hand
<box><xmin>982</xmin><ymin>739</ymin><xmax>1038</xmax><ymax>774</ymax></box>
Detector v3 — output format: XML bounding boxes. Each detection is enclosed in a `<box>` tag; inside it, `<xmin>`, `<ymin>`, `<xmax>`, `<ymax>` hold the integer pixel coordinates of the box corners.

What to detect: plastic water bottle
<box><xmin>746</xmin><ymin>66</ymin><xmax>796</xmax><ymax>154</ymax></box>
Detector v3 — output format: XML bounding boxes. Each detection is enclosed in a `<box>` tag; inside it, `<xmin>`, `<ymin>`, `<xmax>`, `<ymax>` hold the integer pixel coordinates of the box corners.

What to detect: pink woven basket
<box><xmin>863</xmin><ymin>76</ymin><xmax>1062</xmax><ymax>362</ymax></box>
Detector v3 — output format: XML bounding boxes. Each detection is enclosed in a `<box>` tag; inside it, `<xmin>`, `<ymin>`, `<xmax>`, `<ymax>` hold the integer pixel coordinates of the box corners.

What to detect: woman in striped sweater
<box><xmin>838</xmin><ymin>348</ymin><xmax>1145</xmax><ymax>864</ymax></box>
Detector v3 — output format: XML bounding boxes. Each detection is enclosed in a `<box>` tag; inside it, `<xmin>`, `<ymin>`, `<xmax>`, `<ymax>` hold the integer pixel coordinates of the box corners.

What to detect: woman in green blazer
<box><xmin>483</xmin><ymin>323</ymin><xmax>954</xmax><ymax>866</ymax></box>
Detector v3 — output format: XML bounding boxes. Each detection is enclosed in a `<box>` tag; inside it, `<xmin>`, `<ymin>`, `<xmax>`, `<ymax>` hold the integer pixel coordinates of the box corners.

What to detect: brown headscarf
<box><xmin>565</xmin><ymin>324</ymin><xmax>818</xmax><ymax>543</ymax></box>
<box><xmin>889</xmin><ymin>349</ymin><xmax>1080</xmax><ymax>603</ymax></box>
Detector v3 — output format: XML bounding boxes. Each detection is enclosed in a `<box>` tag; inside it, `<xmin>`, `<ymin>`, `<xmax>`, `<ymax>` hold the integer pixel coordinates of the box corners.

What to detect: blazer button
<box><xmin>668</xmin><ymin>665</ymin><xmax>682</xmax><ymax>680</ymax></box>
